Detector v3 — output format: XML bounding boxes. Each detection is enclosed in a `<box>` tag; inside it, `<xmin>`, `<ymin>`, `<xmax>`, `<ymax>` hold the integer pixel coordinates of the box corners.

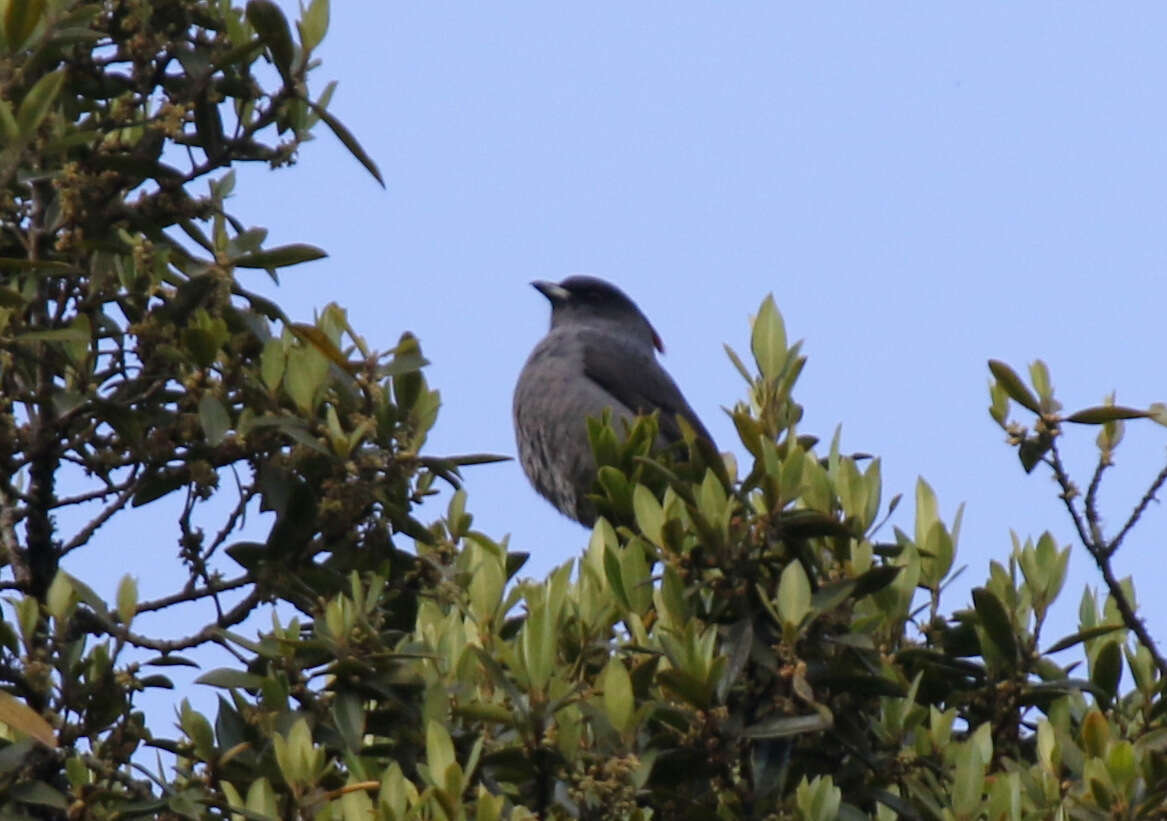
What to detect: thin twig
<box><xmin>59</xmin><ymin>476</ymin><xmax>139</xmax><ymax>554</ymax></box>
<box><xmin>1083</xmin><ymin>454</ymin><xmax>1109</xmax><ymax>546</ymax></box>
<box><xmin>1048</xmin><ymin>441</ymin><xmax>1167</xmax><ymax>679</ymax></box>
<box><xmin>79</xmin><ymin>589</ymin><xmax>262</xmax><ymax>652</ymax></box>
<box><xmin>135</xmin><ymin>574</ymin><xmax>251</xmax><ymax>614</ymax></box>
<box><xmin>1107</xmin><ymin>462</ymin><xmax>1167</xmax><ymax>559</ymax></box>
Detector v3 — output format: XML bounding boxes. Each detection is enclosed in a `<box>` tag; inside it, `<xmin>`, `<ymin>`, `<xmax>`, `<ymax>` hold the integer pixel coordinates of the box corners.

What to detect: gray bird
<box><xmin>513</xmin><ymin>276</ymin><xmax>716</xmax><ymax>526</ymax></box>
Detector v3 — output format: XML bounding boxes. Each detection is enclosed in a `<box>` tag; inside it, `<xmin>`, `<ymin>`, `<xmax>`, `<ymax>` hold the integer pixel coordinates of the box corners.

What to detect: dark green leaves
<box><xmin>988</xmin><ymin>359</ymin><xmax>1041</xmax><ymax>413</ymax></box>
<box><xmin>305</xmin><ymin>98</ymin><xmax>385</xmax><ymax>187</ymax></box>
<box><xmin>1065</xmin><ymin>405</ymin><xmax>1151</xmax><ymax>424</ymax></box>
<box><xmin>233</xmin><ymin>243</ymin><xmax>327</xmax><ymax>270</ymax></box>
<box><xmin>195</xmin><ymin>669</ymin><xmax>265</xmax><ymax>690</ymax></box>
<box><xmin>5</xmin><ymin>0</ymin><xmax>45</xmax><ymax>52</ymax></box>
<box><xmin>246</xmin><ymin>0</ymin><xmax>295</xmax><ymax>83</ymax></box>
<box><xmin>972</xmin><ymin>587</ymin><xmax>1018</xmax><ymax>663</ymax></box>
<box><xmin>198</xmin><ymin>396</ymin><xmax>230</xmax><ymax>446</ymax></box>
<box><xmin>15</xmin><ymin>70</ymin><xmax>64</xmax><ymax>137</ymax></box>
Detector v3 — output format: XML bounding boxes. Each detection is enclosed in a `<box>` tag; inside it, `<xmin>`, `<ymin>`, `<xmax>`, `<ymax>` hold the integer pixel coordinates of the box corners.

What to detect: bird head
<box><xmin>532</xmin><ymin>276</ymin><xmax>665</xmax><ymax>352</ymax></box>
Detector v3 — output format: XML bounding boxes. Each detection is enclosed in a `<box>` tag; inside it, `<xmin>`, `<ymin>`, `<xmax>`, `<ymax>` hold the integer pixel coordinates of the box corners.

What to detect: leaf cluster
<box><xmin>0</xmin><ymin>2</ymin><xmax>1165</xmax><ymax>819</ymax></box>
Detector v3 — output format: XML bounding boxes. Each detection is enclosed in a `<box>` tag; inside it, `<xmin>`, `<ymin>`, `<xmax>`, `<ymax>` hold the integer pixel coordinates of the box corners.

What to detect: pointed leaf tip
<box><xmin>988</xmin><ymin>360</ymin><xmax>1041</xmax><ymax>413</ymax></box>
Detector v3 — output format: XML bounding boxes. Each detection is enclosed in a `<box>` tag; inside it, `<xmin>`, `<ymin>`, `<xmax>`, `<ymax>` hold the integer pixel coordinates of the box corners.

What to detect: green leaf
<box><xmin>115</xmin><ymin>575</ymin><xmax>138</xmax><ymax>626</ymax></box>
<box><xmin>0</xmin><ymin>692</ymin><xmax>55</xmax><ymax>747</ymax></box>
<box><xmin>1065</xmin><ymin>405</ymin><xmax>1151</xmax><ymax>424</ymax></box>
<box><xmin>1044</xmin><ymin>623</ymin><xmax>1125</xmax><ymax>655</ymax></box>
<box><xmin>1018</xmin><ymin>434</ymin><xmax>1051</xmax><ymax>473</ymax></box>
<box><xmin>0</xmin><ymin>257</ymin><xmax>75</xmax><ymax>273</ymax></box>
<box><xmin>15</xmin><ymin>326</ymin><xmax>89</xmax><ymax>343</ymax></box>
<box><xmin>16</xmin><ymin>70</ymin><xmax>65</xmax><ymax>137</ymax></box>
<box><xmin>305</xmin><ymin>98</ymin><xmax>385</xmax><ymax>186</ymax></box>
<box><xmin>425</xmin><ymin>720</ymin><xmax>456</xmax><ymax>786</ymax></box>
<box><xmin>260</xmin><ymin>338</ymin><xmax>285</xmax><ymax>391</ymax></box>
<box><xmin>741</xmin><ymin>711</ymin><xmax>832</xmax><ymax>739</ymax></box>
<box><xmin>1028</xmin><ymin>359</ymin><xmax>1052</xmax><ymax>405</ymax></box>
<box><xmin>1081</xmin><ymin>709</ymin><xmax>1110</xmax><ymax>757</ymax></box>
<box><xmin>952</xmin><ymin>739</ymin><xmax>987</xmax><ymax>817</ymax></box>
<box><xmin>750</xmin><ymin>294</ymin><xmax>787</xmax><ymax>381</ymax></box>
<box><xmin>0</xmin><ymin>99</ymin><xmax>18</xmax><ymax>144</ymax></box>
<box><xmin>297</xmin><ymin>0</ymin><xmax>329</xmax><ymax>55</ymax></box>
<box><xmin>632</xmin><ymin>484</ymin><xmax>664</xmax><ymax>545</ymax></box>
<box><xmin>1091</xmin><ymin>640</ymin><xmax>1122</xmax><ymax>702</ymax></box>
<box><xmin>198</xmin><ymin>395</ymin><xmax>230</xmax><ymax>446</ymax></box>
<box><xmin>810</xmin><ymin>578</ymin><xmax>856</xmax><ymax>613</ymax></box>
<box><xmin>246</xmin><ymin>0</ymin><xmax>296</xmax><ymax>82</ymax></box>
<box><xmin>195</xmin><ymin>669</ymin><xmax>266</xmax><ymax>690</ymax></box>
<box><xmin>851</xmin><ymin>564</ymin><xmax>901</xmax><ymax>599</ymax></box>
<box><xmin>233</xmin><ymin>243</ymin><xmax>327</xmax><ymax>269</ymax></box>
<box><xmin>776</xmin><ymin>561</ymin><xmax>811</xmax><ymax>629</ymax></box>
<box><xmin>972</xmin><ymin>587</ymin><xmax>1018</xmax><ymax>662</ymax></box>
<box><xmin>289</xmin><ymin>322</ymin><xmax>352</xmax><ymax>372</ymax></box>
<box><xmin>284</xmin><ymin>343</ymin><xmax>328</xmax><ymax>414</ymax></box>
<box><xmin>601</xmin><ymin>659</ymin><xmax>635</xmax><ymax>734</ymax></box>
<box><xmin>143</xmin><ymin>655</ymin><xmax>200</xmax><ymax>668</ymax></box>
<box><xmin>132</xmin><ymin>472</ymin><xmax>188</xmax><ymax>507</ymax></box>
<box><xmin>723</xmin><ymin>343</ymin><xmax>754</xmax><ymax>384</ymax></box>
<box><xmin>8</xmin><ymin>780</ymin><xmax>67</xmax><ymax>810</ymax></box>
<box><xmin>5</xmin><ymin>0</ymin><xmax>45</xmax><ymax>51</ymax></box>
<box><xmin>913</xmin><ymin>477</ymin><xmax>938</xmax><ymax>548</ymax></box>
<box><xmin>331</xmin><ymin>691</ymin><xmax>364</xmax><ymax>751</ymax></box>
<box><xmin>1107</xmin><ymin>740</ymin><xmax>1136</xmax><ymax>794</ymax></box>
<box><xmin>988</xmin><ymin>359</ymin><xmax>1041</xmax><ymax>413</ymax></box>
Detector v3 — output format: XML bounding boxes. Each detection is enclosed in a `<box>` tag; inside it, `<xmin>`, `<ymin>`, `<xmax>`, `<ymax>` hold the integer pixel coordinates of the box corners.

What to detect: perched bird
<box><xmin>513</xmin><ymin>275</ymin><xmax>716</xmax><ymax>525</ymax></box>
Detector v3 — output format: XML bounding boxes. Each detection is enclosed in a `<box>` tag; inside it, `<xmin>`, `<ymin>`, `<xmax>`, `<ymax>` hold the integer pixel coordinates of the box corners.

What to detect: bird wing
<box><xmin>581</xmin><ymin>335</ymin><xmax>716</xmax><ymax>448</ymax></box>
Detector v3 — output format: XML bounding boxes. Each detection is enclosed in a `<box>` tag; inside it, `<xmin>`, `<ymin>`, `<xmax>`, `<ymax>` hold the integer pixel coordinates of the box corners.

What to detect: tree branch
<box><xmin>78</xmin><ymin>589</ymin><xmax>263</xmax><ymax>653</ymax></box>
<box><xmin>135</xmin><ymin>574</ymin><xmax>252</xmax><ymax>614</ymax></box>
<box><xmin>59</xmin><ymin>475</ymin><xmax>140</xmax><ymax>555</ymax></box>
<box><xmin>1107</xmin><ymin>461</ymin><xmax>1167</xmax><ymax>560</ymax></box>
<box><xmin>1047</xmin><ymin>441</ymin><xmax>1167</xmax><ymax>679</ymax></box>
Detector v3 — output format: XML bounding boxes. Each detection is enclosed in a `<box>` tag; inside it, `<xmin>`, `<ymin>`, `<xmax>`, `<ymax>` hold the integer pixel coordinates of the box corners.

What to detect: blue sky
<box><xmin>61</xmin><ymin>4</ymin><xmax>1167</xmax><ymax>723</ymax></box>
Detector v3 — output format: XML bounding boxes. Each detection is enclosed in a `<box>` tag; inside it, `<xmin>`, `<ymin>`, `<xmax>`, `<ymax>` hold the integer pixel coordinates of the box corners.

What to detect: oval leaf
<box><xmin>198</xmin><ymin>395</ymin><xmax>230</xmax><ymax>446</ymax></box>
<box><xmin>988</xmin><ymin>360</ymin><xmax>1041</xmax><ymax>413</ymax></box>
<box><xmin>233</xmin><ymin>244</ymin><xmax>327</xmax><ymax>269</ymax></box>
<box><xmin>306</xmin><ymin>99</ymin><xmax>385</xmax><ymax>186</ymax></box>
<box><xmin>1065</xmin><ymin>405</ymin><xmax>1151</xmax><ymax>424</ymax></box>
<box><xmin>245</xmin><ymin>0</ymin><xmax>295</xmax><ymax>82</ymax></box>
<box><xmin>195</xmin><ymin>668</ymin><xmax>266</xmax><ymax>690</ymax></box>
<box><xmin>742</xmin><ymin>711</ymin><xmax>832</xmax><ymax>739</ymax></box>
<box><xmin>972</xmin><ymin>587</ymin><xmax>1019</xmax><ymax>662</ymax></box>
<box><xmin>1044</xmin><ymin>623</ymin><xmax>1125</xmax><ymax>655</ymax></box>
<box><xmin>777</xmin><ymin>561</ymin><xmax>812</xmax><ymax>629</ymax></box>
<box><xmin>0</xmin><ymin>692</ymin><xmax>55</xmax><ymax>747</ymax></box>
<box><xmin>750</xmin><ymin>294</ymin><xmax>787</xmax><ymax>381</ymax></box>
<box><xmin>16</xmin><ymin>70</ymin><xmax>65</xmax><ymax>137</ymax></box>
<box><xmin>602</xmin><ymin>659</ymin><xmax>635</xmax><ymax>734</ymax></box>
<box><xmin>1091</xmin><ymin>640</ymin><xmax>1123</xmax><ymax>701</ymax></box>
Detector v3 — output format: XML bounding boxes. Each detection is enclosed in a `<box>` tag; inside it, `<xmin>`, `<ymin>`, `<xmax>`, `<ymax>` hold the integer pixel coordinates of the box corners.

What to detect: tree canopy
<box><xmin>1</xmin><ymin>1</ymin><xmax>1166</xmax><ymax>818</ymax></box>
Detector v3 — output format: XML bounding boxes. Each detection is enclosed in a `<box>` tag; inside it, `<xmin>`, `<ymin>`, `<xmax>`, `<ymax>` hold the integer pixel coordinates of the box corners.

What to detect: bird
<box><xmin>513</xmin><ymin>275</ymin><xmax>717</xmax><ymax>526</ymax></box>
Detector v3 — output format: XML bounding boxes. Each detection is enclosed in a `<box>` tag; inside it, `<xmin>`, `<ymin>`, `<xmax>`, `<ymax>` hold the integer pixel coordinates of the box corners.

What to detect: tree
<box><xmin>1</xmin><ymin>1</ymin><xmax>1166</xmax><ymax>818</ymax></box>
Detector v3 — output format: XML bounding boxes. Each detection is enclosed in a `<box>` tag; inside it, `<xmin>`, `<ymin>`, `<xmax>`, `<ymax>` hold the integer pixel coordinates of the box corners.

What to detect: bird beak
<box><xmin>532</xmin><ymin>280</ymin><xmax>571</xmax><ymax>303</ymax></box>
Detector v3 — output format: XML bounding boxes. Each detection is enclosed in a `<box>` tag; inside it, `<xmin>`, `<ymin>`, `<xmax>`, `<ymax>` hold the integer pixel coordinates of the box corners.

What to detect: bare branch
<box><xmin>1083</xmin><ymin>454</ymin><xmax>1109</xmax><ymax>546</ymax></box>
<box><xmin>60</xmin><ymin>475</ymin><xmax>140</xmax><ymax>555</ymax></box>
<box><xmin>1107</xmin><ymin>461</ymin><xmax>1167</xmax><ymax>559</ymax></box>
<box><xmin>1048</xmin><ymin>441</ymin><xmax>1167</xmax><ymax>679</ymax></box>
<box><xmin>135</xmin><ymin>574</ymin><xmax>252</xmax><ymax>614</ymax></box>
<box><xmin>79</xmin><ymin>589</ymin><xmax>263</xmax><ymax>653</ymax></box>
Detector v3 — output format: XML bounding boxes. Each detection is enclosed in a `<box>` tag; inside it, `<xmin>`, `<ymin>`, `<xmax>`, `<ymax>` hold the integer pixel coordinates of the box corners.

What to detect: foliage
<box><xmin>1</xmin><ymin>1</ymin><xmax>1167</xmax><ymax>819</ymax></box>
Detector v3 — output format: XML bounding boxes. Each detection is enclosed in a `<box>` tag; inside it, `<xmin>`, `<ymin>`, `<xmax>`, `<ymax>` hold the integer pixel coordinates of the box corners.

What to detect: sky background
<box><xmin>60</xmin><ymin>4</ymin><xmax>1167</xmax><ymax>728</ymax></box>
